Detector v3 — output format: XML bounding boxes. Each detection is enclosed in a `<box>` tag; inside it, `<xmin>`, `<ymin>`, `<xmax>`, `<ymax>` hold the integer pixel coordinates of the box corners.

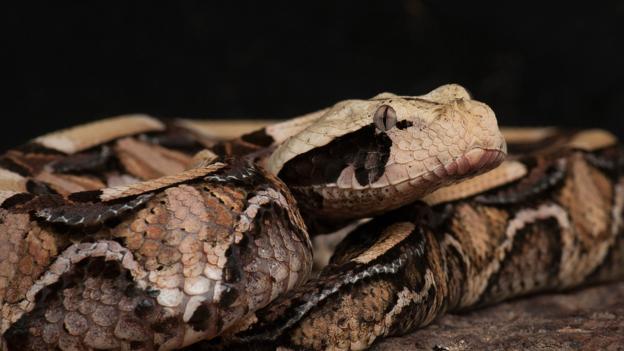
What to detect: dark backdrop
<box><xmin>5</xmin><ymin>1</ymin><xmax>624</xmax><ymax>151</ymax></box>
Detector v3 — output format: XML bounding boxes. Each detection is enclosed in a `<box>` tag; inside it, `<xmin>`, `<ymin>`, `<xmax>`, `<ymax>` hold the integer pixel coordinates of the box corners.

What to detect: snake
<box><xmin>218</xmin><ymin>128</ymin><xmax>624</xmax><ymax>350</ymax></box>
<box><xmin>0</xmin><ymin>84</ymin><xmax>621</xmax><ymax>350</ymax></box>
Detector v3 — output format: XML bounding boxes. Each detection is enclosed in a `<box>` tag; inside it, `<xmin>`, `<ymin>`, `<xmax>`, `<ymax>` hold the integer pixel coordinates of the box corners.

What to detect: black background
<box><xmin>5</xmin><ymin>1</ymin><xmax>624</xmax><ymax>151</ymax></box>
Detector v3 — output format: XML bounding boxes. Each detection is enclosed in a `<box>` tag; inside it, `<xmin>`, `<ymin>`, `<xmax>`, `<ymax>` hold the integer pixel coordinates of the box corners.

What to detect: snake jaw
<box><xmin>288</xmin><ymin>147</ymin><xmax>507</xmax><ymax>221</ymax></box>
<box><xmin>270</xmin><ymin>85</ymin><xmax>507</xmax><ymax>221</ymax></box>
<box><xmin>447</xmin><ymin>148</ymin><xmax>507</xmax><ymax>177</ymax></box>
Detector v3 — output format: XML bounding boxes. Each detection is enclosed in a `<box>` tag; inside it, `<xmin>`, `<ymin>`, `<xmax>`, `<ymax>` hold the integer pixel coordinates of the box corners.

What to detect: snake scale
<box><xmin>0</xmin><ymin>84</ymin><xmax>621</xmax><ymax>350</ymax></box>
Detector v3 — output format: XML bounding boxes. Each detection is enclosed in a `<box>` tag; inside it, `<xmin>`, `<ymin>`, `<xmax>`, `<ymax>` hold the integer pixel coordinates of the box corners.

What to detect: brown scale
<box><xmin>447</xmin><ymin>204</ymin><xmax>509</xmax><ymax>273</ymax></box>
<box><xmin>0</xmin><ymin>117</ymin><xmax>315</xmax><ymax>349</ymax></box>
<box><xmin>114</xmin><ymin>137</ymin><xmax>193</xmax><ymax>180</ymax></box>
<box><xmin>227</xmin><ymin>169</ymin><xmax>312</xmax><ymax>325</ymax></box>
<box><xmin>110</xmin><ymin>181</ymin><xmax>242</xmax><ymax>276</ymax></box>
<box><xmin>0</xmin><ymin>120</ymin><xmax>212</xmax><ymax>204</ymax></box>
<box><xmin>557</xmin><ymin>153</ymin><xmax>613</xmax><ymax>241</ymax></box>
<box><xmin>290</xmin><ymin>279</ymin><xmax>397</xmax><ymax>350</ymax></box>
<box><xmin>3</xmin><ymin>258</ymin><xmax>169</xmax><ymax>351</ymax></box>
<box><xmin>584</xmin><ymin>146</ymin><xmax>624</xmax><ymax>175</ymax></box>
<box><xmin>35</xmin><ymin>172</ymin><xmax>106</xmax><ymax>195</ymax></box>
<box><xmin>35</xmin><ymin>193</ymin><xmax>154</xmax><ymax>227</ymax></box>
<box><xmin>212</xmin><ymin>147</ymin><xmax>624</xmax><ymax>351</ymax></box>
<box><xmin>138</xmin><ymin>123</ymin><xmax>217</xmax><ymax>153</ymax></box>
<box><xmin>474</xmin><ymin>219</ymin><xmax>564</xmax><ymax>306</ymax></box>
<box><xmin>0</xmin><ymin>211</ymin><xmax>66</xmax><ymax>306</ymax></box>
<box><xmin>474</xmin><ymin>157</ymin><xmax>567</xmax><ymax>205</ymax></box>
<box><xmin>0</xmin><ymin>149</ymin><xmax>63</xmax><ymax>177</ymax></box>
<box><xmin>2</xmin><ymin>165</ymin><xmax>313</xmax><ymax>350</ymax></box>
<box><xmin>49</xmin><ymin>146</ymin><xmax>113</xmax><ymax>174</ymax></box>
<box><xmin>3</xmin><ymin>114</ymin><xmax>622</xmax><ymax>350</ymax></box>
<box><xmin>213</xmin><ymin>216</ymin><xmax>441</xmax><ymax>350</ymax></box>
<box><xmin>589</xmin><ymin>194</ymin><xmax>624</xmax><ymax>284</ymax></box>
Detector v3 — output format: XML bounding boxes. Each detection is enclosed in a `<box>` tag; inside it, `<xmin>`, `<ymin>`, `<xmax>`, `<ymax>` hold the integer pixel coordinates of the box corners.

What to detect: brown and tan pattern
<box><xmin>373</xmin><ymin>281</ymin><xmax>624</xmax><ymax>351</ymax></box>
<box><xmin>0</xmin><ymin>212</ymin><xmax>62</xmax><ymax>332</ymax></box>
<box><xmin>206</xmin><ymin>84</ymin><xmax>506</xmax><ymax>225</ymax></box>
<box><xmin>114</xmin><ymin>137</ymin><xmax>193</xmax><ymax>180</ymax></box>
<box><xmin>1</xmin><ymin>164</ymin><xmax>312</xmax><ymax>350</ymax></box>
<box><xmin>0</xmin><ymin>83</ymin><xmax>621</xmax><ymax>350</ymax></box>
<box><xmin>422</xmin><ymin>160</ymin><xmax>528</xmax><ymax>206</ymax></box>
<box><xmin>214</xmin><ymin>144</ymin><xmax>624</xmax><ymax>350</ymax></box>
<box><xmin>0</xmin><ymin>169</ymin><xmax>27</xmax><ymax>193</ymax></box>
<box><xmin>268</xmin><ymin>85</ymin><xmax>506</xmax><ymax>221</ymax></box>
<box><xmin>0</xmin><ymin>110</ymin><xmax>321</xmax><ymax>349</ymax></box>
<box><xmin>33</xmin><ymin>115</ymin><xmax>165</xmax><ymax>154</ymax></box>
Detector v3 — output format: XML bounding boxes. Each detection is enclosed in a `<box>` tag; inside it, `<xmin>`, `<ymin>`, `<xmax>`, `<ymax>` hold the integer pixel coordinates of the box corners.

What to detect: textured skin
<box><xmin>1</xmin><ymin>84</ymin><xmax>620</xmax><ymax>350</ymax></box>
<box><xmin>266</xmin><ymin>85</ymin><xmax>506</xmax><ymax>220</ymax></box>
<box><xmin>210</xmin><ymin>145</ymin><xmax>624</xmax><ymax>350</ymax></box>
<box><xmin>210</xmin><ymin>84</ymin><xmax>506</xmax><ymax>224</ymax></box>
<box><xmin>1</xmin><ymin>165</ymin><xmax>312</xmax><ymax>350</ymax></box>
<box><xmin>373</xmin><ymin>281</ymin><xmax>624</xmax><ymax>350</ymax></box>
<box><xmin>4</xmin><ymin>257</ymin><xmax>167</xmax><ymax>350</ymax></box>
<box><xmin>0</xmin><ymin>84</ymin><xmax>504</xmax><ymax>350</ymax></box>
<box><xmin>0</xmin><ymin>211</ymin><xmax>62</xmax><ymax>330</ymax></box>
<box><xmin>114</xmin><ymin>137</ymin><xmax>192</xmax><ymax>180</ymax></box>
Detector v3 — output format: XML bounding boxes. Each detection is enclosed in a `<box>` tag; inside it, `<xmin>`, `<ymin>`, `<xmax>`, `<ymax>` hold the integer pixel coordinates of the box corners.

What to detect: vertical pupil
<box><xmin>374</xmin><ymin>104</ymin><xmax>396</xmax><ymax>131</ymax></box>
<box><xmin>382</xmin><ymin>107</ymin><xmax>390</xmax><ymax>128</ymax></box>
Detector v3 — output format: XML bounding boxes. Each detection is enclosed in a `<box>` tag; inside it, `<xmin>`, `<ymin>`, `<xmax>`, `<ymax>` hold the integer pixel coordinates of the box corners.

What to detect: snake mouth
<box><xmin>436</xmin><ymin>148</ymin><xmax>506</xmax><ymax>178</ymax></box>
<box><xmin>296</xmin><ymin>147</ymin><xmax>506</xmax><ymax>220</ymax></box>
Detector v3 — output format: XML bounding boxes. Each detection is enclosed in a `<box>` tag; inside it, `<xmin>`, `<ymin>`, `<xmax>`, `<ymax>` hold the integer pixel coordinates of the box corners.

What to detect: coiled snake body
<box><xmin>0</xmin><ymin>84</ymin><xmax>621</xmax><ymax>350</ymax></box>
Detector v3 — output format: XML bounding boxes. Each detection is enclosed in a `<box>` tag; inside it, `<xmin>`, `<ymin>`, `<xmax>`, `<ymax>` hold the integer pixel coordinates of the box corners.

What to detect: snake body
<box><xmin>0</xmin><ymin>84</ymin><xmax>621</xmax><ymax>350</ymax></box>
<box><xmin>1</xmin><ymin>162</ymin><xmax>314</xmax><ymax>350</ymax></box>
<box><xmin>224</xmin><ymin>136</ymin><xmax>624</xmax><ymax>350</ymax></box>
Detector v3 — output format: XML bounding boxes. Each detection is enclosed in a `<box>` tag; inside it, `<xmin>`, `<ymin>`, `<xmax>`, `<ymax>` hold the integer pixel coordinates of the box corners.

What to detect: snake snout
<box><xmin>431</xmin><ymin>148</ymin><xmax>505</xmax><ymax>185</ymax></box>
<box><xmin>449</xmin><ymin>148</ymin><xmax>506</xmax><ymax>176</ymax></box>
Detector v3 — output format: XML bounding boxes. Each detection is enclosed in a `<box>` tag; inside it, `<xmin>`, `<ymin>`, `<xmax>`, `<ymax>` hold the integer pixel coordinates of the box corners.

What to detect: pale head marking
<box><xmin>268</xmin><ymin>84</ymin><xmax>507</xmax><ymax>219</ymax></box>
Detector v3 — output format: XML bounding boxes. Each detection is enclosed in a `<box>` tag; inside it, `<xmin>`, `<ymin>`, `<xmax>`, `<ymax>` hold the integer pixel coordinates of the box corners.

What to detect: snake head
<box><xmin>268</xmin><ymin>84</ymin><xmax>507</xmax><ymax>220</ymax></box>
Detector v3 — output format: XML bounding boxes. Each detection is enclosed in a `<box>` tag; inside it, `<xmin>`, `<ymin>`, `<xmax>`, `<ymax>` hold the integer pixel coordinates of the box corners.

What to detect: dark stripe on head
<box><xmin>134</xmin><ymin>298</ymin><xmax>156</xmax><ymax>318</ymax></box>
<box><xmin>396</xmin><ymin>120</ymin><xmax>414</xmax><ymax>130</ymax></box>
<box><xmin>278</xmin><ymin>125</ymin><xmax>392</xmax><ymax>187</ymax></box>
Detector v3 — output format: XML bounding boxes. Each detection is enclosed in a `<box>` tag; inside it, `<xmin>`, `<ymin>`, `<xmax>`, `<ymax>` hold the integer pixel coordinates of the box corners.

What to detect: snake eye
<box><xmin>373</xmin><ymin>105</ymin><xmax>397</xmax><ymax>131</ymax></box>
